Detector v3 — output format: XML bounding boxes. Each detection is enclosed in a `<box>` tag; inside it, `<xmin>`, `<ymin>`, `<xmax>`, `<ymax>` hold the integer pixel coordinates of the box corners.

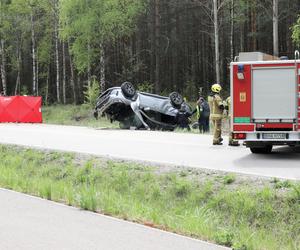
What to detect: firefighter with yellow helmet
<box><xmin>208</xmin><ymin>84</ymin><xmax>224</xmax><ymax>145</ymax></box>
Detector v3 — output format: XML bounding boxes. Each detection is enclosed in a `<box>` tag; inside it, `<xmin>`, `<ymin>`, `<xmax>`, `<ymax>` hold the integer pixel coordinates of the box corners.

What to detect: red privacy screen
<box><xmin>0</xmin><ymin>96</ymin><xmax>42</xmax><ymax>123</ymax></box>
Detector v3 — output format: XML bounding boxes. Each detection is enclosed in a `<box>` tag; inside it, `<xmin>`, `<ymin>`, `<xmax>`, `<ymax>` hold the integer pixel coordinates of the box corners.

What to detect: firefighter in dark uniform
<box><xmin>208</xmin><ymin>84</ymin><xmax>224</xmax><ymax>145</ymax></box>
<box><xmin>193</xmin><ymin>97</ymin><xmax>210</xmax><ymax>133</ymax></box>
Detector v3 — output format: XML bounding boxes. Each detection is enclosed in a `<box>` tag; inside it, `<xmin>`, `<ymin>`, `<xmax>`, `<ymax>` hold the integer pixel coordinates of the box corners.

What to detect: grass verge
<box><xmin>0</xmin><ymin>145</ymin><xmax>299</xmax><ymax>250</ymax></box>
<box><xmin>42</xmin><ymin>104</ymin><xmax>118</xmax><ymax>128</ymax></box>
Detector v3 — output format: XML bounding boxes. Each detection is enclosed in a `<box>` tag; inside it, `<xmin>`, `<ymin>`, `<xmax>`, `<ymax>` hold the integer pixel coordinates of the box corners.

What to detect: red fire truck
<box><xmin>230</xmin><ymin>52</ymin><xmax>300</xmax><ymax>154</ymax></box>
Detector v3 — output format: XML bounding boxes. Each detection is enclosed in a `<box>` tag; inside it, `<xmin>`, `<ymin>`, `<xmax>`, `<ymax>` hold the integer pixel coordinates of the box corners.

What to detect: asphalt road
<box><xmin>0</xmin><ymin>188</ymin><xmax>229</xmax><ymax>250</ymax></box>
<box><xmin>0</xmin><ymin>124</ymin><xmax>299</xmax><ymax>180</ymax></box>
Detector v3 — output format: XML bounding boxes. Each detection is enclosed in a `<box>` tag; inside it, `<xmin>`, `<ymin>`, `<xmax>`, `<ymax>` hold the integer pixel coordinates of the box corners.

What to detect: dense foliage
<box><xmin>1</xmin><ymin>0</ymin><xmax>300</xmax><ymax>104</ymax></box>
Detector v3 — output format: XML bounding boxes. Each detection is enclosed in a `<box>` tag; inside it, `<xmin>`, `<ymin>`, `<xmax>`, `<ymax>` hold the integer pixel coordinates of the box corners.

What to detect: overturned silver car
<box><xmin>93</xmin><ymin>82</ymin><xmax>192</xmax><ymax>130</ymax></box>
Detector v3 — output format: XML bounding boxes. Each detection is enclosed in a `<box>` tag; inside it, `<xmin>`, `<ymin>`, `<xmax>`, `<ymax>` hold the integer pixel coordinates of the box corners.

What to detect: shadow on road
<box><xmin>234</xmin><ymin>146</ymin><xmax>300</xmax><ymax>169</ymax></box>
<box><xmin>273</xmin><ymin>145</ymin><xmax>300</xmax><ymax>153</ymax></box>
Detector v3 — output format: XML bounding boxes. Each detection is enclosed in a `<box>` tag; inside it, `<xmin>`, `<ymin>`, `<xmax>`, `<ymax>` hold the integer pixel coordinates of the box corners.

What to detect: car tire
<box><xmin>121</xmin><ymin>82</ymin><xmax>136</xmax><ymax>98</ymax></box>
<box><xmin>250</xmin><ymin>145</ymin><xmax>273</xmax><ymax>154</ymax></box>
<box><xmin>191</xmin><ymin>122</ymin><xmax>199</xmax><ymax>129</ymax></box>
<box><xmin>169</xmin><ymin>92</ymin><xmax>183</xmax><ymax>107</ymax></box>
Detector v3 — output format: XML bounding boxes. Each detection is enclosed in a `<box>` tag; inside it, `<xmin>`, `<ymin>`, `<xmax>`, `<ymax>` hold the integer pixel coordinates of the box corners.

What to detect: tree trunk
<box><xmin>0</xmin><ymin>39</ymin><xmax>7</xmax><ymax>95</ymax></box>
<box><xmin>213</xmin><ymin>0</ymin><xmax>220</xmax><ymax>84</ymax></box>
<box><xmin>150</xmin><ymin>6</ymin><xmax>155</xmax><ymax>85</ymax></box>
<box><xmin>14</xmin><ymin>41</ymin><xmax>22</xmax><ymax>95</ymax></box>
<box><xmin>250</xmin><ymin>1</ymin><xmax>257</xmax><ymax>51</ymax></box>
<box><xmin>87</xmin><ymin>42</ymin><xmax>91</xmax><ymax>89</ymax></box>
<box><xmin>15</xmin><ymin>71</ymin><xmax>20</xmax><ymax>95</ymax></box>
<box><xmin>154</xmin><ymin>0</ymin><xmax>160</xmax><ymax>93</ymax></box>
<box><xmin>31</xmin><ymin>12</ymin><xmax>37</xmax><ymax>95</ymax></box>
<box><xmin>45</xmin><ymin>65</ymin><xmax>50</xmax><ymax>106</ymax></box>
<box><xmin>36</xmin><ymin>50</ymin><xmax>39</xmax><ymax>96</ymax></box>
<box><xmin>68</xmin><ymin>41</ymin><xmax>77</xmax><ymax>104</ymax></box>
<box><xmin>54</xmin><ymin>2</ymin><xmax>60</xmax><ymax>103</ymax></box>
<box><xmin>77</xmin><ymin>74</ymin><xmax>83</xmax><ymax>103</ymax></box>
<box><xmin>240</xmin><ymin>22</ymin><xmax>244</xmax><ymax>52</ymax></box>
<box><xmin>171</xmin><ymin>44</ymin><xmax>178</xmax><ymax>91</ymax></box>
<box><xmin>230</xmin><ymin>0</ymin><xmax>234</xmax><ymax>61</ymax></box>
<box><xmin>171</xmin><ymin>7</ymin><xmax>179</xmax><ymax>90</ymax></box>
<box><xmin>62</xmin><ymin>42</ymin><xmax>66</xmax><ymax>104</ymax></box>
<box><xmin>135</xmin><ymin>30</ymin><xmax>141</xmax><ymax>82</ymax></box>
<box><xmin>99</xmin><ymin>43</ymin><xmax>105</xmax><ymax>93</ymax></box>
<box><xmin>273</xmin><ymin>0</ymin><xmax>279</xmax><ymax>57</ymax></box>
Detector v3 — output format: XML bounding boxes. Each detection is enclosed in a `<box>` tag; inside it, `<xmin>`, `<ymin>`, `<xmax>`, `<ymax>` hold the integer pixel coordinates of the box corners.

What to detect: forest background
<box><xmin>2</xmin><ymin>0</ymin><xmax>300</xmax><ymax>105</ymax></box>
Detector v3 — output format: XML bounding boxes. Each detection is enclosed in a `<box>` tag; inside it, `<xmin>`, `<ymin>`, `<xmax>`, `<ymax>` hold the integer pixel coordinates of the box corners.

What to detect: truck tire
<box><xmin>250</xmin><ymin>145</ymin><xmax>273</xmax><ymax>154</ymax></box>
<box><xmin>121</xmin><ymin>82</ymin><xmax>136</xmax><ymax>98</ymax></box>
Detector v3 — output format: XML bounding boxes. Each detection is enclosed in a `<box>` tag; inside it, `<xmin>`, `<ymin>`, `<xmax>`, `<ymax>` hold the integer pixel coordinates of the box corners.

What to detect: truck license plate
<box><xmin>262</xmin><ymin>133</ymin><xmax>286</xmax><ymax>140</ymax></box>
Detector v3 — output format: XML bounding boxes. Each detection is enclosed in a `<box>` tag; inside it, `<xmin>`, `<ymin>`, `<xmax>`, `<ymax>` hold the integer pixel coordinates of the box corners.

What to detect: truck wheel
<box><xmin>250</xmin><ymin>145</ymin><xmax>273</xmax><ymax>154</ymax></box>
<box><xmin>169</xmin><ymin>92</ymin><xmax>183</xmax><ymax>107</ymax></box>
<box><xmin>121</xmin><ymin>82</ymin><xmax>136</xmax><ymax>98</ymax></box>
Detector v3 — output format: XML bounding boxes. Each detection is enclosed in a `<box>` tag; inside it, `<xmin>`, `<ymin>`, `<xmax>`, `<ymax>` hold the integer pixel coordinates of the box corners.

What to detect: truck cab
<box><xmin>231</xmin><ymin>52</ymin><xmax>300</xmax><ymax>153</ymax></box>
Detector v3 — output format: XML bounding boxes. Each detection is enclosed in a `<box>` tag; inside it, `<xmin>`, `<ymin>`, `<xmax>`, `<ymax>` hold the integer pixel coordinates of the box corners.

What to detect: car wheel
<box><xmin>121</xmin><ymin>82</ymin><xmax>136</xmax><ymax>98</ymax></box>
<box><xmin>169</xmin><ymin>92</ymin><xmax>183</xmax><ymax>107</ymax></box>
<box><xmin>191</xmin><ymin>122</ymin><xmax>199</xmax><ymax>129</ymax></box>
<box><xmin>250</xmin><ymin>145</ymin><xmax>273</xmax><ymax>154</ymax></box>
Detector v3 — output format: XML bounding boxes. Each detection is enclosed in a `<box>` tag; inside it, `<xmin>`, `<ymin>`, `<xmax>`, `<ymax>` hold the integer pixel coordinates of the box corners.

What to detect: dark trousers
<box><xmin>199</xmin><ymin>117</ymin><xmax>210</xmax><ymax>133</ymax></box>
<box><xmin>179</xmin><ymin>124</ymin><xmax>191</xmax><ymax>131</ymax></box>
<box><xmin>177</xmin><ymin>113</ymin><xmax>191</xmax><ymax>131</ymax></box>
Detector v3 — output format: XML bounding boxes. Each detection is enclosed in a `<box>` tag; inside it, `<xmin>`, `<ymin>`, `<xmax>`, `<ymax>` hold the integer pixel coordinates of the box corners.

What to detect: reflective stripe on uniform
<box><xmin>210</xmin><ymin>114</ymin><xmax>223</xmax><ymax>119</ymax></box>
<box><xmin>225</xmin><ymin>96</ymin><xmax>231</xmax><ymax>118</ymax></box>
<box><xmin>196</xmin><ymin>105</ymin><xmax>200</xmax><ymax>119</ymax></box>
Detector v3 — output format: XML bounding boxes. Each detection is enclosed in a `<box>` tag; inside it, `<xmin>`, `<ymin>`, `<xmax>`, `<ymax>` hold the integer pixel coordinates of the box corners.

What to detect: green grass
<box><xmin>271</xmin><ymin>178</ymin><xmax>293</xmax><ymax>189</ymax></box>
<box><xmin>42</xmin><ymin>104</ymin><xmax>118</xmax><ymax>128</ymax></box>
<box><xmin>223</xmin><ymin>174</ymin><xmax>236</xmax><ymax>185</ymax></box>
<box><xmin>0</xmin><ymin>145</ymin><xmax>299</xmax><ymax>250</ymax></box>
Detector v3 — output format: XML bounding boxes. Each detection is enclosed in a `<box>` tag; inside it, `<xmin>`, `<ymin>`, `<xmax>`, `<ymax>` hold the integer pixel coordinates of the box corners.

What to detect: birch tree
<box><xmin>52</xmin><ymin>0</ymin><xmax>60</xmax><ymax>103</ymax></box>
<box><xmin>60</xmin><ymin>0</ymin><xmax>146</xmax><ymax>93</ymax></box>
<box><xmin>258</xmin><ymin>0</ymin><xmax>294</xmax><ymax>57</ymax></box>
<box><xmin>30</xmin><ymin>10</ymin><xmax>37</xmax><ymax>95</ymax></box>
<box><xmin>0</xmin><ymin>0</ymin><xmax>10</xmax><ymax>95</ymax></box>
<box><xmin>230</xmin><ymin>0</ymin><xmax>234</xmax><ymax>61</ymax></box>
<box><xmin>62</xmin><ymin>41</ymin><xmax>66</xmax><ymax>104</ymax></box>
<box><xmin>68</xmin><ymin>40</ymin><xmax>77</xmax><ymax>104</ymax></box>
<box><xmin>193</xmin><ymin>0</ymin><xmax>229</xmax><ymax>84</ymax></box>
<box><xmin>0</xmin><ymin>39</ymin><xmax>6</xmax><ymax>95</ymax></box>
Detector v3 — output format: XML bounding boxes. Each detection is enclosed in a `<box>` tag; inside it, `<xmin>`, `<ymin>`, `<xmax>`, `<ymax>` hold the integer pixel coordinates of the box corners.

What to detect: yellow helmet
<box><xmin>211</xmin><ymin>84</ymin><xmax>222</xmax><ymax>93</ymax></box>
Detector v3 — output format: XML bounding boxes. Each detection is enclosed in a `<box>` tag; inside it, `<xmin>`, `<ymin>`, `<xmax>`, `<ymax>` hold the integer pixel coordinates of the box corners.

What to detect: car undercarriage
<box><xmin>94</xmin><ymin>82</ymin><xmax>192</xmax><ymax>131</ymax></box>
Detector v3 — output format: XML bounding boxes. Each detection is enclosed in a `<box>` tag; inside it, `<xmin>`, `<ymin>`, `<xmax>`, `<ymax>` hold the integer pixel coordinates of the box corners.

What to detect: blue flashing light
<box><xmin>238</xmin><ymin>64</ymin><xmax>244</xmax><ymax>73</ymax></box>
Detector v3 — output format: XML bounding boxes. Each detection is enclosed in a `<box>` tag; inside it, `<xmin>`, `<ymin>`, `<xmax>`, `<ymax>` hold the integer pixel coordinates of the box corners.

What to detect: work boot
<box><xmin>213</xmin><ymin>142</ymin><xmax>223</xmax><ymax>145</ymax></box>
